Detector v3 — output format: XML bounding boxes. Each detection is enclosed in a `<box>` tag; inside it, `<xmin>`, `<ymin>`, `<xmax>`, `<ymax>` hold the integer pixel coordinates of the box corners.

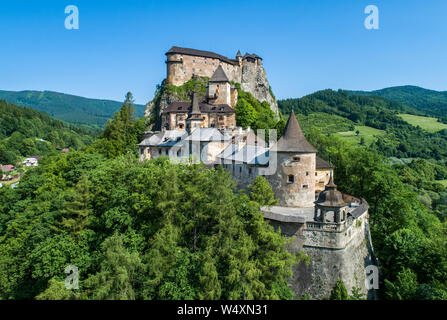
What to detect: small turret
<box><xmin>236</xmin><ymin>50</ymin><xmax>242</xmax><ymax>64</ymax></box>
<box><xmin>186</xmin><ymin>91</ymin><xmax>204</xmax><ymax>133</ymax></box>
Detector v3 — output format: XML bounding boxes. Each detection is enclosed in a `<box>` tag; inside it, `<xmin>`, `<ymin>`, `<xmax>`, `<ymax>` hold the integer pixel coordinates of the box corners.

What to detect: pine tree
<box><xmin>85</xmin><ymin>234</ymin><xmax>143</xmax><ymax>300</ymax></box>
<box><xmin>59</xmin><ymin>174</ymin><xmax>91</xmax><ymax>237</ymax></box>
<box><xmin>329</xmin><ymin>278</ymin><xmax>350</xmax><ymax>300</ymax></box>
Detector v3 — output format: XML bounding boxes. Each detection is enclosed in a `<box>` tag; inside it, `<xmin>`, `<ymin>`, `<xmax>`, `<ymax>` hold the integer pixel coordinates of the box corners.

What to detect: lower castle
<box><xmin>140</xmin><ymin>47</ymin><xmax>378</xmax><ymax>299</ymax></box>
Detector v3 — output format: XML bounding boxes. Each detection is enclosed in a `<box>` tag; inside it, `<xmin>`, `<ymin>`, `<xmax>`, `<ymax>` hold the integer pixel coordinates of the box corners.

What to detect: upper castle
<box><xmin>165</xmin><ymin>46</ymin><xmax>279</xmax><ymax>116</ymax></box>
<box><xmin>165</xmin><ymin>46</ymin><xmax>262</xmax><ymax>86</ymax></box>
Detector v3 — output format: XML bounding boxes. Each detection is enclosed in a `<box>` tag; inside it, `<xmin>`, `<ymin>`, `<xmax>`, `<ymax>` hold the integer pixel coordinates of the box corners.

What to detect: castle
<box><xmin>161</xmin><ymin>46</ymin><xmax>279</xmax><ymax>117</ymax></box>
<box><xmin>140</xmin><ymin>46</ymin><xmax>378</xmax><ymax>299</ymax></box>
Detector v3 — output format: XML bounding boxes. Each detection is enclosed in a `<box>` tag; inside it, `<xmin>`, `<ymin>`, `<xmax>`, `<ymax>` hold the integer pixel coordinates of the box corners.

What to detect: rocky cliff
<box><xmin>241</xmin><ymin>62</ymin><xmax>279</xmax><ymax>117</ymax></box>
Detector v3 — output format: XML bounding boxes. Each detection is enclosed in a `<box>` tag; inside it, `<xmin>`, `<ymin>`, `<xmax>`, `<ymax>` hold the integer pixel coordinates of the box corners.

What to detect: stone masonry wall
<box><xmin>270</xmin><ymin>212</ymin><xmax>378</xmax><ymax>300</ymax></box>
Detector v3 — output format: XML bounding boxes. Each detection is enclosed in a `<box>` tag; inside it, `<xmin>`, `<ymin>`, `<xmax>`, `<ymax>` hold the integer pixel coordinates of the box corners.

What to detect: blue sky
<box><xmin>0</xmin><ymin>0</ymin><xmax>446</xmax><ymax>104</ymax></box>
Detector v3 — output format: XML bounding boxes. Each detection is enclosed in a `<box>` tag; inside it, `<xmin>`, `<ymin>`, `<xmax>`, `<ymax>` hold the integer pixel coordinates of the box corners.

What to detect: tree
<box><xmin>59</xmin><ymin>174</ymin><xmax>91</xmax><ymax>237</ymax></box>
<box><xmin>329</xmin><ymin>278</ymin><xmax>350</xmax><ymax>300</ymax></box>
<box><xmin>85</xmin><ymin>234</ymin><xmax>144</xmax><ymax>300</ymax></box>
<box><xmin>248</xmin><ymin>175</ymin><xmax>278</xmax><ymax>206</ymax></box>
<box><xmin>35</xmin><ymin>278</ymin><xmax>76</xmax><ymax>300</ymax></box>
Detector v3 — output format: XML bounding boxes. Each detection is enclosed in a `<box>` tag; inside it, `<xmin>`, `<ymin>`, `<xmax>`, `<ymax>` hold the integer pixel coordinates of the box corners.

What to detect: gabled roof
<box><xmin>271</xmin><ymin>112</ymin><xmax>317</xmax><ymax>153</ymax></box>
<box><xmin>243</xmin><ymin>53</ymin><xmax>262</xmax><ymax>60</ymax></box>
<box><xmin>138</xmin><ymin>130</ymin><xmax>187</xmax><ymax>147</ymax></box>
<box><xmin>209</xmin><ymin>65</ymin><xmax>230</xmax><ymax>83</ymax></box>
<box><xmin>316</xmin><ymin>157</ymin><xmax>334</xmax><ymax>169</ymax></box>
<box><xmin>184</xmin><ymin>128</ymin><xmax>231</xmax><ymax>142</ymax></box>
<box><xmin>166</xmin><ymin>46</ymin><xmax>239</xmax><ymax>65</ymax></box>
<box><xmin>217</xmin><ymin>144</ymin><xmax>269</xmax><ymax>165</ymax></box>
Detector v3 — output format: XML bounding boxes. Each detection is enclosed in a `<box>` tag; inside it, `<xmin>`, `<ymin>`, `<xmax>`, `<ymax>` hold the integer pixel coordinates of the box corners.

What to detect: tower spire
<box><xmin>272</xmin><ymin>111</ymin><xmax>317</xmax><ymax>153</ymax></box>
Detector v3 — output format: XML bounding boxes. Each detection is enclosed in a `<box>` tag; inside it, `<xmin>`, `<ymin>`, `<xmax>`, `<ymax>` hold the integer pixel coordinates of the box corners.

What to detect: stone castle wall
<box><xmin>269</xmin><ymin>211</ymin><xmax>378</xmax><ymax>299</ymax></box>
<box><xmin>166</xmin><ymin>54</ymin><xmax>241</xmax><ymax>86</ymax></box>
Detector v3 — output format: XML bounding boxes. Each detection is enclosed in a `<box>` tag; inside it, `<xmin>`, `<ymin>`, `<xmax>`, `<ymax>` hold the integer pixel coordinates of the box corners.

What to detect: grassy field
<box><xmin>398</xmin><ymin>114</ymin><xmax>447</xmax><ymax>133</ymax></box>
<box><xmin>334</xmin><ymin>125</ymin><xmax>386</xmax><ymax>146</ymax></box>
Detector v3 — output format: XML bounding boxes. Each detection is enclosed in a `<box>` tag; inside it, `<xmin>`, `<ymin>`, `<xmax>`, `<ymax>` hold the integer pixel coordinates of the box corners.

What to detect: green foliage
<box><xmin>0</xmin><ymin>90</ymin><xmax>145</xmax><ymax>127</ymax></box>
<box><xmin>35</xmin><ymin>278</ymin><xmax>76</xmax><ymax>300</ymax></box>
<box><xmin>0</xmin><ymin>149</ymin><xmax>299</xmax><ymax>299</ymax></box>
<box><xmin>329</xmin><ymin>278</ymin><xmax>349</xmax><ymax>300</ymax></box>
<box><xmin>306</xmin><ymin>129</ymin><xmax>447</xmax><ymax>300</ymax></box>
<box><xmin>84</xmin><ymin>233</ymin><xmax>144</xmax><ymax>300</ymax></box>
<box><xmin>233</xmin><ymin>83</ymin><xmax>282</xmax><ymax>138</ymax></box>
<box><xmin>350</xmin><ymin>85</ymin><xmax>447</xmax><ymax>118</ymax></box>
<box><xmin>248</xmin><ymin>175</ymin><xmax>278</xmax><ymax>206</ymax></box>
<box><xmin>0</xmin><ymin>99</ymin><xmax>95</xmax><ymax>164</ymax></box>
<box><xmin>88</xmin><ymin>93</ymin><xmax>147</xmax><ymax>158</ymax></box>
<box><xmin>279</xmin><ymin>89</ymin><xmax>447</xmax><ymax>159</ymax></box>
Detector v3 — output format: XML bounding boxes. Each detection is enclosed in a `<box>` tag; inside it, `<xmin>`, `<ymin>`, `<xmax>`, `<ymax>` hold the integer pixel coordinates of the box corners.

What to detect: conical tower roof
<box><xmin>272</xmin><ymin>111</ymin><xmax>317</xmax><ymax>153</ymax></box>
<box><xmin>209</xmin><ymin>65</ymin><xmax>230</xmax><ymax>83</ymax></box>
<box><xmin>190</xmin><ymin>91</ymin><xmax>202</xmax><ymax>116</ymax></box>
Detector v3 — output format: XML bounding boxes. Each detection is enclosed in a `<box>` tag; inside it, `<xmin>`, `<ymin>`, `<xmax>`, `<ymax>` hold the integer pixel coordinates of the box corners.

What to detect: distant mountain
<box><xmin>349</xmin><ymin>86</ymin><xmax>447</xmax><ymax>117</ymax></box>
<box><xmin>0</xmin><ymin>90</ymin><xmax>146</xmax><ymax>127</ymax></box>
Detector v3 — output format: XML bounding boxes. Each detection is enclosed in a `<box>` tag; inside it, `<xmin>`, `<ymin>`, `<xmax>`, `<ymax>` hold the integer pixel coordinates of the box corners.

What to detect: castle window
<box><xmin>218</xmin><ymin>116</ymin><xmax>224</xmax><ymax>121</ymax></box>
<box><xmin>306</xmin><ymin>172</ymin><xmax>309</xmax><ymax>176</ymax></box>
<box><xmin>165</xmin><ymin>150</ymin><xmax>168</xmax><ymax>156</ymax></box>
<box><xmin>288</xmin><ymin>175</ymin><xmax>294</xmax><ymax>183</ymax></box>
<box><xmin>303</xmin><ymin>185</ymin><xmax>309</xmax><ymax>189</ymax></box>
<box><xmin>177</xmin><ymin>150</ymin><xmax>181</xmax><ymax>157</ymax></box>
<box><xmin>249</xmin><ymin>168</ymin><xmax>252</xmax><ymax>174</ymax></box>
<box><xmin>292</xmin><ymin>156</ymin><xmax>300</xmax><ymax>162</ymax></box>
<box><xmin>315</xmin><ymin>172</ymin><xmax>318</xmax><ymax>176</ymax></box>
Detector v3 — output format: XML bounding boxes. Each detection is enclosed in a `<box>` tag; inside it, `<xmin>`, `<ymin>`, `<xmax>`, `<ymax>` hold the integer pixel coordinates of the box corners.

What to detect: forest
<box><xmin>0</xmin><ymin>96</ymin><xmax>300</xmax><ymax>299</ymax></box>
<box><xmin>0</xmin><ymin>99</ymin><xmax>95</xmax><ymax>164</ymax></box>
<box><xmin>0</xmin><ymin>90</ymin><xmax>446</xmax><ymax>300</ymax></box>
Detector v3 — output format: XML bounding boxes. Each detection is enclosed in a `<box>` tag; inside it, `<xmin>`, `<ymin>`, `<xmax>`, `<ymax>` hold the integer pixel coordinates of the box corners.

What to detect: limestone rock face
<box><xmin>240</xmin><ymin>62</ymin><xmax>279</xmax><ymax>118</ymax></box>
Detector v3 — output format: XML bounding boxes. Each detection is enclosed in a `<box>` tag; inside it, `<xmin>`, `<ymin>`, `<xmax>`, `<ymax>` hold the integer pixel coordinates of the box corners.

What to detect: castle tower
<box><xmin>314</xmin><ymin>172</ymin><xmax>348</xmax><ymax>223</ymax></box>
<box><xmin>185</xmin><ymin>91</ymin><xmax>204</xmax><ymax>133</ymax></box>
<box><xmin>236</xmin><ymin>50</ymin><xmax>242</xmax><ymax>65</ymax></box>
<box><xmin>267</xmin><ymin>112</ymin><xmax>317</xmax><ymax>208</ymax></box>
<box><xmin>207</xmin><ymin>65</ymin><xmax>231</xmax><ymax>106</ymax></box>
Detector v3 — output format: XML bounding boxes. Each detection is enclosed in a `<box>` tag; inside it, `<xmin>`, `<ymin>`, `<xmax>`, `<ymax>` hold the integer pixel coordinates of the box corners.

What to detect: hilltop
<box><xmin>0</xmin><ymin>90</ymin><xmax>146</xmax><ymax>128</ymax></box>
<box><xmin>349</xmin><ymin>85</ymin><xmax>447</xmax><ymax>118</ymax></box>
<box><xmin>278</xmin><ymin>89</ymin><xmax>447</xmax><ymax>160</ymax></box>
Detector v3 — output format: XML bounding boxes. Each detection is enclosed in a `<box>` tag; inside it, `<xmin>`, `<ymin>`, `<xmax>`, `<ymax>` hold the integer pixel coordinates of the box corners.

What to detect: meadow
<box><xmin>398</xmin><ymin>114</ymin><xmax>447</xmax><ymax>133</ymax></box>
<box><xmin>334</xmin><ymin>125</ymin><xmax>386</xmax><ymax>146</ymax></box>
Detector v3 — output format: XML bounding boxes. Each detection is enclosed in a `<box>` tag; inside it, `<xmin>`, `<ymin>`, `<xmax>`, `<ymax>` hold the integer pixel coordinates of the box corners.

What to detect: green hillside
<box><xmin>0</xmin><ymin>90</ymin><xmax>146</xmax><ymax>128</ymax></box>
<box><xmin>278</xmin><ymin>89</ymin><xmax>447</xmax><ymax>160</ymax></box>
<box><xmin>0</xmin><ymin>99</ymin><xmax>95</xmax><ymax>164</ymax></box>
<box><xmin>349</xmin><ymin>85</ymin><xmax>447</xmax><ymax>118</ymax></box>
<box><xmin>398</xmin><ymin>114</ymin><xmax>447</xmax><ymax>133</ymax></box>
